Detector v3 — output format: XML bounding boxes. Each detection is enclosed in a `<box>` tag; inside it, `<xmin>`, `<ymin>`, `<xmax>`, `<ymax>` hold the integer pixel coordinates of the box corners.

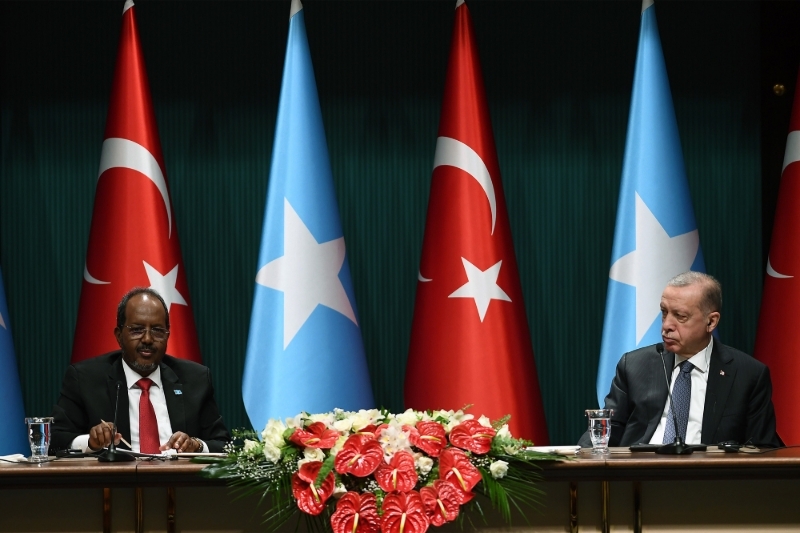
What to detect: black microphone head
<box><xmin>656</xmin><ymin>343</ymin><xmax>664</xmax><ymax>355</ymax></box>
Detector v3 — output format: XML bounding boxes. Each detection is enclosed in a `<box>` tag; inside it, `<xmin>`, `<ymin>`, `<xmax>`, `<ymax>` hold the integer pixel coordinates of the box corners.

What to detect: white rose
<box><xmin>416</xmin><ymin>456</ymin><xmax>434</xmax><ymax>475</ymax></box>
<box><xmin>304</xmin><ymin>447</ymin><xmax>325</xmax><ymax>462</ymax></box>
<box><xmin>350</xmin><ymin>409</ymin><xmax>380</xmax><ymax>431</ymax></box>
<box><xmin>478</xmin><ymin>415</ymin><xmax>492</xmax><ymax>427</ymax></box>
<box><xmin>503</xmin><ymin>444</ymin><xmax>520</xmax><ymax>456</ymax></box>
<box><xmin>308</xmin><ymin>412</ymin><xmax>335</xmax><ymax>426</ymax></box>
<box><xmin>333</xmin><ymin>418</ymin><xmax>353</xmax><ymax>433</ymax></box>
<box><xmin>496</xmin><ymin>424</ymin><xmax>511</xmax><ymax>439</ymax></box>
<box><xmin>333</xmin><ymin>483</ymin><xmax>347</xmax><ymax>498</ymax></box>
<box><xmin>243</xmin><ymin>439</ymin><xmax>260</xmax><ymax>456</ymax></box>
<box><xmin>263</xmin><ymin>441</ymin><xmax>282</xmax><ymax>464</ymax></box>
<box><xmin>285</xmin><ymin>414</ymin><xmax>304</xmax><ymax>429</ymax></box>
<box><xmin>262</xmin><ymin>419</ymin><xmax>288</xmax><ymax>448</ymax></box>
<box><xmin>489</xmin><ymin>460</ymin><xmax>509</xmax><ymax>479</ymax></box>
<box><xmin>395</xmin><ymin>408</ymin><xmax>420</xmax><ymax>426</ymax></box>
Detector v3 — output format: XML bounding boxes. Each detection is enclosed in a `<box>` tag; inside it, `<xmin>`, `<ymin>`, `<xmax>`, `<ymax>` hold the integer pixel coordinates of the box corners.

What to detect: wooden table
<box><xmin>1</xmin><ymin>448</ymin><xmax>799</xmax><ymax>532</ymax></box>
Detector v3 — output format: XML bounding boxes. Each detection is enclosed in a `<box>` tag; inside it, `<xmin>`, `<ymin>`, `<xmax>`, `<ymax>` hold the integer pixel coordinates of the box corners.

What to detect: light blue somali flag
<box><xmin>596</xmin><ymin>0</ymin><xmax>706</xmax><ymax>405</ymax></box>
<box><xmin>242</xmin><ymin>0</ymin><xmax>374</xmax><ymax>433</ymax></box>
<box><xmin>0</xmin><ymin>267</ymin><xmax>28</xmax><ymax>455</ymax></box>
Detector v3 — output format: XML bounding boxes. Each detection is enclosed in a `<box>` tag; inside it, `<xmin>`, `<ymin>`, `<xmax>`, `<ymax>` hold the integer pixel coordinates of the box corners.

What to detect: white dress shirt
<box><xmin>649</xmin><ymin>337</ymin><xmax>713</xmax><ymax>445</ymax></box>
<box><xmin>71</xmin><ymin>359</ymin><xmax>206</xmax><ymax>453</ymax></box>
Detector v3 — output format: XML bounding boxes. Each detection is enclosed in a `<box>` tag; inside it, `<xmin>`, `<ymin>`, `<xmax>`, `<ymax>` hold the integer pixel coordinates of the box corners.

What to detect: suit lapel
<box><xmin>644</xmin><ymin>349</ymin><xmax>674</xmax><ymax>441</ymax></box>
<box><xmin>107</xmin><ymin>358</ymin><xmax>131</xmax><ymax>448</ymax></box>
<box><xmin>161</xmin><ymin>363</ymin><xmax>185</xmax><ymax>433</ymax></box>
<box><xmin>702</xmin><ymin>342</ymin><xmax>735</xmax><ymax>444</ymax></box>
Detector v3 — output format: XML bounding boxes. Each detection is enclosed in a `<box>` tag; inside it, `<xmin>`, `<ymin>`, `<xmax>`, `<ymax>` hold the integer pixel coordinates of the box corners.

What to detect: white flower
<box><xmin>394</xmin><ymin>408</ymin><xmax>420</xmax><ymax>426</ymax></box>
<box><xmin>263</xmin><ymin>441</ymin><xmax>282</xmax><ymax>463</ymax></box>
<box><xmin>503</xmin><ymin>444</ymin><xmax>520</xmax><ymax>456</ymax></box>
<box><xmin>478</xmin><ymin>415</ymin><xmax>493</xmax><ymax>427</ymax></box>
<box><xmin>308</xmin><ymin>412</ymin><xmax>335</xmax><ymax>426</ymax></box>
<box><xmin>350</xmin><ymin>409</ymin><xmax>381</xmax><ymax>431</ymax></box>
<box><xmin>297</xmin><ymin>447</ymin><xmax>325</xmax><ymax>467</ymax></box>
<box><xmin>285</xmin><ymin>414</ymin><xmax>304</xmax><ymax>429</ymax></box>
<box><xmin>378</xmin><ymin>421</ymin><xmax>412</xmax><ymax>456</ymax></box>
<box><xmin>416</xmin><ymin>455</ymin><xmax>434</xmax><ymax>474</ymax></box>
<box><xmin>333</xmin><ymin>418</ymin><xmax>353</xmax><ymax>433</ymax></box>
<box><xmin>243</xmin><ymin>439</ymin><xmax>261</xmax><ymax>456</ymax></box>
<box><xmin>262</xmin><ymin>419</ymin><xmax>288</xmax><ymax>449</ymax></box>
<box><xmin>496</xmin><ymin>424</ymin><xmax>511</xmax><ymax>439</ymax></box>
<box><xmin>489</xmin><ymin>460</ymin><xmax>509</xmax><ymax>479</ymax></box>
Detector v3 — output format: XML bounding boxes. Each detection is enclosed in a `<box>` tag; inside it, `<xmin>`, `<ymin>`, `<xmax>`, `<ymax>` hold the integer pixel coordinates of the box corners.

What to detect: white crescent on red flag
<box><xmin>71</xmin><ymin>0</ymin><xmax>200</xmax><ymax>363</ymax></box>
<box><xmin>404</xmin><ymin>0</ymin><xmax>548</xmax><ymax>444</ymax></box>
<box><xmin>754</xmin><ymin>67</ymin><xmax>800</xmax><ymax>444</ymax></box>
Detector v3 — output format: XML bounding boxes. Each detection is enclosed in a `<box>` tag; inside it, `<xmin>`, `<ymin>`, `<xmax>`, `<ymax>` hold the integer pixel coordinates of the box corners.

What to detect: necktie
<box><xmin>663</xmin><ymin>360</ymin><xmax>694</xmax><ymax>443</ymax></box>
<box><xmin>137</xmin><ymin>378</ymin><xmax>160</xmax><ymax>453</ymax></box>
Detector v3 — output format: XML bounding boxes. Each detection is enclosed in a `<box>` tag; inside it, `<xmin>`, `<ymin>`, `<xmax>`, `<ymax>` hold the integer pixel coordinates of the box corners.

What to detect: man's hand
<box><xmin>161</xmin><ymin>432</ymin><xmax>201</xmax><ymax>453</ymax></box>
<box><xmin>88</xmin><ymin>422</ymin><xmax>122</xmax><ymax>451</ymax></box>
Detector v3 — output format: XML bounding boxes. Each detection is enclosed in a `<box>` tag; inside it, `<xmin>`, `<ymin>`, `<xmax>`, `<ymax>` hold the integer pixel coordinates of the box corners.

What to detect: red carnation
<box><xmin>289</xmin><ymin>421</ymin><xmax>340</xmax><ymax>449</ymax></box>
<box><xmin>380</xmin><ymin>491</ymin><xmax>429</xmax><ymax>533</ymax></box>
<box><xmin>291</xmin><ymin>461</ymin><xmax>335</xmax><ymax>516</ymax></box>
<box><xmin>420</xmin><ymin>480</ymin><xmax>461</xmax><ymax>526</ymax></box>
<box><xmin>331</xmin><ymin>492</ymin><xmax>380</xmax><ymax>533</ymax></box>
<box><xmin>448</xmin><ymin>420</ymin><xmax>496</xmax><ymax>455</ymax></box>
<box><xmin>438</xmin><ymin>448</ymin><xmax>481</xmax><ymax>503</ymax></box>
<box><xmin>408</xmin><ymin>421</ymin><xmax>447</xmax><ymax>457</ymax></box>
<box><xmin>374</xmin><ymin>451</ymin><xmax>418</xmax><ymax>493</ymax></box>
<box><xmin>334</xmin><ymin>434</ymin><xmax>384</xmax><ymax>477</ymax></box>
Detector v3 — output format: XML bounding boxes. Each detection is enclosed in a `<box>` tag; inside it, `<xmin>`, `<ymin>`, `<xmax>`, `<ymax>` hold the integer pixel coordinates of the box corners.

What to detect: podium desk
<box><xmin>1</xmin><ymin>449</ymin><xmax>800</xmax><ymax>533</ymax></box>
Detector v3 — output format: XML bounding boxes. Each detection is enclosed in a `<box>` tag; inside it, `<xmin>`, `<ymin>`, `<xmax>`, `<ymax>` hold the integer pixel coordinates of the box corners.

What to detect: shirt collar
<box><xmin>674</xmin><ymin>336</ymin><xmax>713</xmax><ymax>374</ymax></box>
<box><xmin>122</xmin><ymin>358</ymin><xmax>163</xmax><ymax>389</ymax></box>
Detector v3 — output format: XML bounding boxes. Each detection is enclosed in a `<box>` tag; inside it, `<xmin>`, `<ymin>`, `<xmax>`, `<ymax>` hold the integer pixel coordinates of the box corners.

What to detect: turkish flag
<box><xmin>404</xmin><ymin>1</ymin><xmax>548</xmax><ymax>444</ymax></box>
<box><xmin>754</xmin><ymin>67</ymin><xmax>800</xmax><ymax>444</ymax></box>
<box><xmin>71</xmin><ymin>1</ymin><xmax>200</xmax><ymax>363</ymax></box>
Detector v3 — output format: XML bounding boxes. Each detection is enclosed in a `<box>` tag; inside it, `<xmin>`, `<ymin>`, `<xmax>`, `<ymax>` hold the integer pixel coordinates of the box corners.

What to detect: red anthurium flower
<box><xmin>408</xmin><ymin>421</ymin><xmax>446</xmax><ymax>457</ymax></box>
<box><xmin>420</xmin><ymin>480</ymin><xmax>461</xmax><ymax>526</ymax></box>
<box><xmin>448</xmin><ymin>420</ymin><xmax>496</xmax><ymax>455</ymax></box>
<box><xmin>291</xmin><ymin>461</ymin><xmax>335</xmax><ymax>516</ymax></box>
<box><xmin>438</xmin><ymin>448</ymin><xmax>481</xmax><ymax>503</ymax></box>
<box><xmin>374</xmin><ymin>451</ymin><xmax>418</xmax><ymax>492</ymax></box>
<box><xmin>335</xmin><ymin>434</ymin><xmax>384</xmax><ymax>477</ymax></box>
<box><xmin>331</xmin><ymin>492</ymin><xmax>380</xmax><ymax>533</ymax></box>
<box><xmin>380</xmin><ymin>491</ymin><xmax>429</xmax><ymax>533</ymax></box>
<box><xmin>289</xmin><ymin>421</ymin><xmax>340</xmax><ymax>449</ymax></box>
<box><xmin>355</xmin><ymin>424</ymin><xmax>379</xmax><ymax>438</ymax></box>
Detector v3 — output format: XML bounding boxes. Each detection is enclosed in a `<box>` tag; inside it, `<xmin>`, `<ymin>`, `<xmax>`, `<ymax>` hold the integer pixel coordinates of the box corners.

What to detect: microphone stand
<box><xmin>99</xmin><ymin>382</ymin><xmax>135</xmax><ymax>462</ymax></box>
<box><xmin>655</xmin><ymin>343</ymin><xmax>694</xmax><ymax>455</ymax></box>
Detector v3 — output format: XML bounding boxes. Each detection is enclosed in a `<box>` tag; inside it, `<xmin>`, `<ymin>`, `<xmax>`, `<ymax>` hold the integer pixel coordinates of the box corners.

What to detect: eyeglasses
<box><xmin>122</xmin><ymin>325</ymin><xmax>170</xmax><ymax>341</ymax></box>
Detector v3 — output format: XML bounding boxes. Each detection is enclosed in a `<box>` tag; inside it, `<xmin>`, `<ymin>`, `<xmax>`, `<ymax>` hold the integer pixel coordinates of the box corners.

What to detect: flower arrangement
<box><xmin>197</xmin><ymin>408</ymin><xmax>563</xmax><ymax>533</ymax></box>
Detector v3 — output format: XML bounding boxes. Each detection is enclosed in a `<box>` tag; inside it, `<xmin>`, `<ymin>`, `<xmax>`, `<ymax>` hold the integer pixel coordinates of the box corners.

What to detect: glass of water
<box><xmin>585</xmin><ymin>409</ymin><xmax>613</xmax><ymax>455</ymax></box>
<box><xmin>25</xmin><ymin>417</ymin><xmax>54</xmax><ymax>463</ymax></box>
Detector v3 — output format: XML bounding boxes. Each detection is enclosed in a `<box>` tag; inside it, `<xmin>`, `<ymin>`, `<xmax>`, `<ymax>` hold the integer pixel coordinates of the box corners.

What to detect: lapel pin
<box><xmin>719</xmin><ymin>370</ymin><xmax>725</xmax><ymax>376</ymax></box>
<box><xmin>174</xmin><ymin>390</ymin><xmax>183</xmax><ymax>395</ymax></box>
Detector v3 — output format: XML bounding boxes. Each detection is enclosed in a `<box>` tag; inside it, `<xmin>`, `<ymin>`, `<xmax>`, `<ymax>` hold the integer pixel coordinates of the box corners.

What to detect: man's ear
<box><xmin>114</xmin><ymin>327</ymin><xmax>123</xmax><ymax>349</ymax></box>
<box><xmin>706</xmin><ymin>312</ymin><xmax>721</xmax><ymax>333</ymax></box>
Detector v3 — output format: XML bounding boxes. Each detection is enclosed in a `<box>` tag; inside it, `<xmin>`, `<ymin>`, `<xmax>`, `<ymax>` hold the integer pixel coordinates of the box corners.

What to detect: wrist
<box><xmin>191</xmin><ymin>437</ymin><xmax>204</xmax><ymax>452</ymax></box>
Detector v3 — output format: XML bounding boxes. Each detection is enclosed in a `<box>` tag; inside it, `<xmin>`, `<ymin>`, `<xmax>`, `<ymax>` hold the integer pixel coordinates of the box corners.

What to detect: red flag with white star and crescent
<box><xmin>404</xmin><ymin>0</ymin><xmax>548</xmax><ymax>444</ymax></box>
<box><xmin>71</xmin><ymin>0</ymin><xmax>201</xmax><ymax>363</ymax></box>
<box><xmin>754</xmin><ymin>67</ymin><xmax>800</xmax><ymax>445</ymax></box>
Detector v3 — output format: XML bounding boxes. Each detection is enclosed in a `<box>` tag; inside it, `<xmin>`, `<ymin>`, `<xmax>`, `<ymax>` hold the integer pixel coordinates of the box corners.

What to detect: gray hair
<box><xmin>667</xmin><ymin>271</ymin><xmax>722</xmax><ymax>314</ymax></box>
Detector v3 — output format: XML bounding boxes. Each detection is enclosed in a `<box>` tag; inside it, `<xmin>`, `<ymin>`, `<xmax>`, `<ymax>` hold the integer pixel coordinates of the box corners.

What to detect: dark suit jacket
<box><xmin>52</xmin><ymin>351</ymin><xmax>231</xmax><ymax>452</ymax></box>
<box><xmin>579</xmin><ymin>342</ymin><xmax>779</xmax><ymax>448</ymax></box>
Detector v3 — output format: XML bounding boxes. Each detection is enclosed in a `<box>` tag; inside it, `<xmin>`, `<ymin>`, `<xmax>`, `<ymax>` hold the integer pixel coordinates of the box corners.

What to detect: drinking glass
<box><xmin>585</xmin><ymin>409</ymin><xmax>613</xmax><ymax>455</ymax></box>
<box><xmin>25</xmin><ymin>417</ymin><xmax>54</xmax><ymax>462</ymax></box>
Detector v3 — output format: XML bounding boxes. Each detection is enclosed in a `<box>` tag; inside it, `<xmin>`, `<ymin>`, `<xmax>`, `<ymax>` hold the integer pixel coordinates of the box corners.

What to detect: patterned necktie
<box><xmin>663</xmin><ymin>360</ymin><xmax>694</xmax><ymax>443</ymax></box>
<box><xmin>137</xmin><ymin>378</ymin><xmax>160</xmax><ymax>453</ymax></box>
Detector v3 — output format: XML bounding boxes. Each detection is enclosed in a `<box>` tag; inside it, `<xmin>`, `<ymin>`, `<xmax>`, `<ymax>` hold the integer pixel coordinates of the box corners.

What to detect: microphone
<box><xmin>655</xmin><ymin>343</ymin><xmax>693</xmax><ymax>455</ymax></box>
<box><xmin>98</xmin><ymin>381</ymin><xmax>135</xmax><ymax>462</ymax></box>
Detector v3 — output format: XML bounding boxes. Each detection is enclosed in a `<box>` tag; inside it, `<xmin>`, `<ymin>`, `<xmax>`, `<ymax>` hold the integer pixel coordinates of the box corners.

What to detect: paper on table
<box><xmin>527</xmin><ymin>446</ymin><xmax>581</xmax><ymax>455</ymax></box>
<box><xmin>0</xmin><ymin>454</ymin><xmax>28</xmax><ymax>463</ymax></box>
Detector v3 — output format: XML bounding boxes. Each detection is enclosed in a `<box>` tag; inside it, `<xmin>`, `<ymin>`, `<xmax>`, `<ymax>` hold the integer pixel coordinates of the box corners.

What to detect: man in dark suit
<box><xmin>52</xmin><ymin>287</ymin><xmax>230</xmax><ymax>453</ymax></box>
<box><xmin>580</xmin><ymin>272</ymin><xmax>779</xmax><ymax>448</ymax></box>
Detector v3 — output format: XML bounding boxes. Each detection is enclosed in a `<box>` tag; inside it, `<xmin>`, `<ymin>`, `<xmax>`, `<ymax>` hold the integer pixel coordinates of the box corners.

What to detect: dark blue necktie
<box><xmin>663</xmin><ymin>360</ymin><xmax>694</xmax><ymax>443</ymax></box>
